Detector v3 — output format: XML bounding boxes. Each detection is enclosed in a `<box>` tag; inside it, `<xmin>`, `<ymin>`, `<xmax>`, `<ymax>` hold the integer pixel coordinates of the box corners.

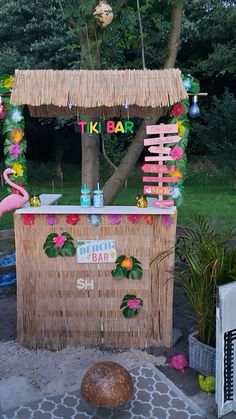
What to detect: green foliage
<box><xmin>0</xmin><ymin>78</ymin><xmax>27</xmax><ymax>188</ymax></box>
<box><xmin>176</xmin><ymin>214</ymin><xmax>236</xmax><ymax>346</ymax></box>
<box><xmin>0</xmin><ymin>0</ymin><xmax>76</xmax><ymax>73</ymax></box>
<box><xmin>190</xmin><ymin>90</ymin><xmax>236</xmax><ymax>157</ymax></box>
<box><xmin>101</xmin><ymin>1</ymin><xmax>171</xmax><ymax>69</ymax></box>
<box><xmin>165</xmin><ymin>73</ymin><xmax>200</xmax><ymax>207</ymax></box>
<box><xmin>0</xmin><ymin>161</ymin><xmax>235</xmax><ymax>231</ymax></box>
<box><xmin>181</xmin><ymin>0</ymin><xmax>236</xmax><ymax>77</ymax></box>
<box><xmin>100</xmin><ymin>134</ymin><xmax>129</xmax><ymax>183</ymax></box>
<box><xmin>151</xmin><ymin>213</ymin><xmax>236</xmax><ymax>346</ymax></box>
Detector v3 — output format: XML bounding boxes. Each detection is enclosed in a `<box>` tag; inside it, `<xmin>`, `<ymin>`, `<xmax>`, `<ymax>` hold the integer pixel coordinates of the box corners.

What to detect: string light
<box><xmin>189</xmin><ymin>95</ymin><xmax>200</xmax><ymax>119</ymax></box>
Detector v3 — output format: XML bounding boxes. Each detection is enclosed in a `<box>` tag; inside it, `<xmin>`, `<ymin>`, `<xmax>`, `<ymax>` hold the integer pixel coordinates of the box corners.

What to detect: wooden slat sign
<box><xmin>144</xmin><ymin>136</ymin><xmax>181</xmax><ymax>146</ymax></box>
<box><xmin>154</xmin><ymin>199</ymin><xmax>174</xmax><ymax>207</ymax></box>
<box><xmin>146</xmin><ymin>123</ymin><xmax>178</xmax><ymax>135</ymax></box>
<box><xmin>144</xmin><ymin>185</ymin><xmax>171</xmax><ymax>195</ymax></box>
<box><xmin>148</xmin><ymin>146</ymin><xmax>171</xmax><ymax>154</ymax></box>
<box><xmin>142</xmin><ymin>123</ymin><xmax>179</xmax><ymax>207</ymax></box>
<box><xmin>141</xmin><ymin>164</ymin><xmax>170</xmax><ymax>174</ymax></box>
<box><xmin>145</xmin><ymin>156</ymin><xmax>174</xmax><ymax>162</ymax></box>
<box><xmin>143</xmin><ymin>176</ymin><xmax>179</xmax><ymax>183</ymax></box>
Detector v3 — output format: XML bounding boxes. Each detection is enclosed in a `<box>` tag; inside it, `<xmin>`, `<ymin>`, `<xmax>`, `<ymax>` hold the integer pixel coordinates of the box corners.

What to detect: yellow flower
<box><xmin>12</xmin><ymin>163</ymin><xmax>24</xmax><ymax>178</ymax></box>
<box><xmin>3</xmin><ymin>76</ymin><xmax>14</xmax><ymax>90</ymax></box>
<box><xmin>177</xmin><ymin>121</ymin><xmax>185</xmax><ymax>137</ymax></box>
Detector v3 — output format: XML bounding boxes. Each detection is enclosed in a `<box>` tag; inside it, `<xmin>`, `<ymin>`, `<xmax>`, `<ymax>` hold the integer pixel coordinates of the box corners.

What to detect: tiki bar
<box><xmin>5</xmin><ymin>68</ymin><xmax>191</xmax><ymax>350</ymax></box>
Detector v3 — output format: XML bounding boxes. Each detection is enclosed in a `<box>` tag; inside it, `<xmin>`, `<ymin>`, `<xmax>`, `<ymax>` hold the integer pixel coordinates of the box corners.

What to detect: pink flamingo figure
<box><xmin>0</xmin><ymin>168</ymin><xmax>29</xmax><ymax>216</ymax></box>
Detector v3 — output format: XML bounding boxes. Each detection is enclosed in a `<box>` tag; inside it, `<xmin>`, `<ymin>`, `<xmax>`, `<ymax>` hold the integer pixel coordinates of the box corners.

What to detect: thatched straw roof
<box><xmin>11</xmin><ymin>69</ymin><xmax>187</xmax><ymax>118</ymax></box>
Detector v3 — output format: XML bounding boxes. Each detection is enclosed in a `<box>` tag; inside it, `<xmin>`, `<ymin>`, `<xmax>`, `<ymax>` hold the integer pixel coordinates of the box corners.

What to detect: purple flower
<box><xmin>46</xmin><ymin>214</ymin><xmax>57</xmax><ymax>225</ymax></box>
<box><xmin>162</xmin><ymin>215</ymin><xmax>173</xmax><ymax>229</ymax></box>
<box><xmin>9</xmin><ymin>143</ymin><xmax>21</xmax><ymax>159</ymax></box>
<box><xmin>108</xmin><ymin>214</ymin><xmax>122</xmax><ymax>225</ymax></box>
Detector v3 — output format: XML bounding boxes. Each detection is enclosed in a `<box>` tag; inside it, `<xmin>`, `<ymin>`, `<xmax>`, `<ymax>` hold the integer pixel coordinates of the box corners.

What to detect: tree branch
<box><xmin>103</xmin><ymin>114</ymin><xmax>163</xmax><ymax>204</ymax></box>
<box><xmin>137</xmin><ymin>0</ymin><xmax>146</xmax><ymax>69</ymax></box>
<box><xmin>67</xmin><ymin>17</ymin><xmax>78</xmax><ymax>31</ymax></box>
<box><xmin>116</xmin><ymin>0</ymin><xmax>127</xmax><ymax>11</ymax></box>
<box><xmin>164</xmin><ymin>1</ymin><xmax>184</xmax><ymax>69</ymax></box>
<box><xmin>101</xmin><ymin>135</ymin><xmax>117</xmax><ymax>171</ymax></box>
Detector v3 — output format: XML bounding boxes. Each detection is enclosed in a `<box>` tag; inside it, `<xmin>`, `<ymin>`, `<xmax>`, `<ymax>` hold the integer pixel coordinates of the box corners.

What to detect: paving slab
<box><xmin>3</xmin><ymin>363</ymin><xmax>206</xmax><ymax>419</ymax></box>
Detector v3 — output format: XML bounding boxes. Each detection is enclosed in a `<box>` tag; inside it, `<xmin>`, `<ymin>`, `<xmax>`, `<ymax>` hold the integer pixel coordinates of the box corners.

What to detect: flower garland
<box><xmin>166</xmin><ymin>74</ymin><xmax>200</xmax><ymax>207</ymax></box>
<box><xmin>0</xmin><ymin>74</ymin><xmax>27</xmax><ymax>192</ymax></box>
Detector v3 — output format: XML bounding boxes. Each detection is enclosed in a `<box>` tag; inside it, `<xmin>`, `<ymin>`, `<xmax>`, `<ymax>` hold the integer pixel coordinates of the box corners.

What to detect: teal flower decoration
<box><xmin>170</xmin><ymin>185</ymin><xmax>181</xmax><ymax>200</ymax></box>
<box><xmin>88</xmin><ymin>214</ymin><xmax>101</xmax><ymax>226</ymax></box>
<box><xmin>11</xmin><ymin>109</ymin><xmax>23</xmax><ymax>123</ymax></box>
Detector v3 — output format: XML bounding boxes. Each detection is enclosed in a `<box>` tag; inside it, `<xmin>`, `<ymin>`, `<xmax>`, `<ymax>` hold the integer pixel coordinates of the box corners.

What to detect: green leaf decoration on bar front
<box><xmin>112</xmin><ymin>255</ymin><xmax>143</xmax><ymax>280</ymax></box>
<box><xmin>120</xmin><ymin>294</ymin><xmax>143</xmax><ymax>318</ymax></box>
<box><xmin>43</xmin><ymin>232</ymin><xmax>76</xmax><ymax>258</ymax></box>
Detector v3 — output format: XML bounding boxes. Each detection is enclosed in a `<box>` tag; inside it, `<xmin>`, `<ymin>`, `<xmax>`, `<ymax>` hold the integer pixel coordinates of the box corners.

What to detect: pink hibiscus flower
<box><xmin>53</xmin><ymin>234</ymin><xmax>67</xmax><ymax>248</ymax></box>
<box><xmin>170</xmin><ymin>146</ymin><xmax>184</xmax><ymax>161</ymax></box>
<box><xmin>127</xmin><ymin>299</ymin><xmax>141</xmax><ymax>310</ymax></box>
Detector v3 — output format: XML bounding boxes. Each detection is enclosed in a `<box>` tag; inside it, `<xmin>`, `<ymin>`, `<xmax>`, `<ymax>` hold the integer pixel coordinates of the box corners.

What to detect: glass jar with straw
<box><xmin>93</xmin><ymin>183</ymin><xmax>104</xmax><ymax>208</ymax></box>
<box><xmin>80</xmin><ymin>183</ymin><xmax>91</xmax><ymax>207</ymax></box>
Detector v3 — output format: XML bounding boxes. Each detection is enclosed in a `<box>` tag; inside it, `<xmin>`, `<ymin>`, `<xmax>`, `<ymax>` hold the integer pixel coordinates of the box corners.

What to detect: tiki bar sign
<box><xmin>76</xmin><ymin>120</ymin><xmax>134</xmax><ymax>134</ymax></box>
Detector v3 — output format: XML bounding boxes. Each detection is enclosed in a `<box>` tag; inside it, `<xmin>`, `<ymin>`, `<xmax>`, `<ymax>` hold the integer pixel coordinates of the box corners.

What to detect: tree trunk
<box><xmin>79</xmin><ymin>30</ymin><xmax>101</xmax><ymax>189</ymax></box>
<box><xmin>103</xmin><ymin>117</ymin><xmax>157</xmax><ymax>204</ymax></box>
<box><xmin>81</xmin><ymin>132</ymin><xmax>100</xmax><ymax>190</ymax></box>
<box><xmin>164</xmin><ymin>1</ymin><xmax>184</xmax><ymax>69</ymax></box>
<box><xmin>67</xmin><ymin>16</ymin><xmax>102</xmax><ymax>188</ymax></box>
<box><xmin>55</xmin><ymin>132</ymin><xmax>64</xmax><ymax>179</ymax></box>
<box><xmin>78</xmin><ymin>30</ymin><xmax>101</xmax><ymax>70</ymax></box>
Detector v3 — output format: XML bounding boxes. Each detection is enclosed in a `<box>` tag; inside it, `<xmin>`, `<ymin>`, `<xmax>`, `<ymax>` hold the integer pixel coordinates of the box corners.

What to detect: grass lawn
<box><xmin>0</xmin><ymin>161</ymin><xmax>235</xmax><ymax>231</ymax></box>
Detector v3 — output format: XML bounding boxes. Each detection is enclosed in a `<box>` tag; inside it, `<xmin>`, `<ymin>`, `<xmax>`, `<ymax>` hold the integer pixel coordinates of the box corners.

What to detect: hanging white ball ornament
<box><xmin>93</xmin><ymin>1</ymin><xmax>114</xmax><ymax>27</ymax></box>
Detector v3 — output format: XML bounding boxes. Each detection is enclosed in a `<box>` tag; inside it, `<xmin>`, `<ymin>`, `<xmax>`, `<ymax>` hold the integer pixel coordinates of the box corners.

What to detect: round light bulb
<box><xmin>189</xmin><ymin>95</ymin><xmax>200</xmax><ymax>118</ymax></box>
<box><xmin>67</xmin><ymin>101</ymin><xmax>74</xmax><ymax>110</ymax></box>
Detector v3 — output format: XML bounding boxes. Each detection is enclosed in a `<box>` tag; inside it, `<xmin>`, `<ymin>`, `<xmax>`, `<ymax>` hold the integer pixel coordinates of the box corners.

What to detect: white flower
<box><xmin>11</xmin><ymin>109</ymin><xmax>23</xmax><ymax>123</ymax></box>
<box><xmin>170</xmin><ymin>186</ymin><xmax>181</xmax><ymax>199</ymax></box>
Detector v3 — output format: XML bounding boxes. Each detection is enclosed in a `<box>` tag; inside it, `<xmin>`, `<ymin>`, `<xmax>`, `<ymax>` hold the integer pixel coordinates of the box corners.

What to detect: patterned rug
<box><xmin>3</xmin><ymin>363</ymin><xmax>206</xmax><ymax>418</ymax></box>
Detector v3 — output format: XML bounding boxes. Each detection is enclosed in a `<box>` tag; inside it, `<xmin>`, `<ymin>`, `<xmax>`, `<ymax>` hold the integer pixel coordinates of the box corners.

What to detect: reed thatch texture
<box><xmin>11</xmin><ymin>69</ymin><xmax>187</xmax><ymax>118</ymax></box>
<box><xmin>14</xmin><ymin>212</ymin><xmax>177</xmax><ymax>350</ymax></box>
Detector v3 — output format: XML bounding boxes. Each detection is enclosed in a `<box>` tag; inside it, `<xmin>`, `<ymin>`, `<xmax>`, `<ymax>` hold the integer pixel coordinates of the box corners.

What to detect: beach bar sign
<box><xmin>76</xmin><ymin>239</ymin><xmax>116</xmax><ymax>264</ymax></box>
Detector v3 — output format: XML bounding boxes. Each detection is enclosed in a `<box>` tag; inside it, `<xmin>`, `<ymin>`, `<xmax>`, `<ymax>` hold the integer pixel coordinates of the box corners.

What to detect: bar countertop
<box><xmin>16</xmin><ymin>205</ymin><xmax>176</xmax><ymax>215</ymax></box>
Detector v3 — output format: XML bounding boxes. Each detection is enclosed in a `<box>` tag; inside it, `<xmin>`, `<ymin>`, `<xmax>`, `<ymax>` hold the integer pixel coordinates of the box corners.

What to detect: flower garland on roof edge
<box><xmin>0</xmin><ymin>74</ymin><xmax>27</xmax><ymax>192</ymax></box>
<box><xmin>166</xmin><ymin>74</ymin><xmax>200</xmax><ymax>207</ymax></box>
